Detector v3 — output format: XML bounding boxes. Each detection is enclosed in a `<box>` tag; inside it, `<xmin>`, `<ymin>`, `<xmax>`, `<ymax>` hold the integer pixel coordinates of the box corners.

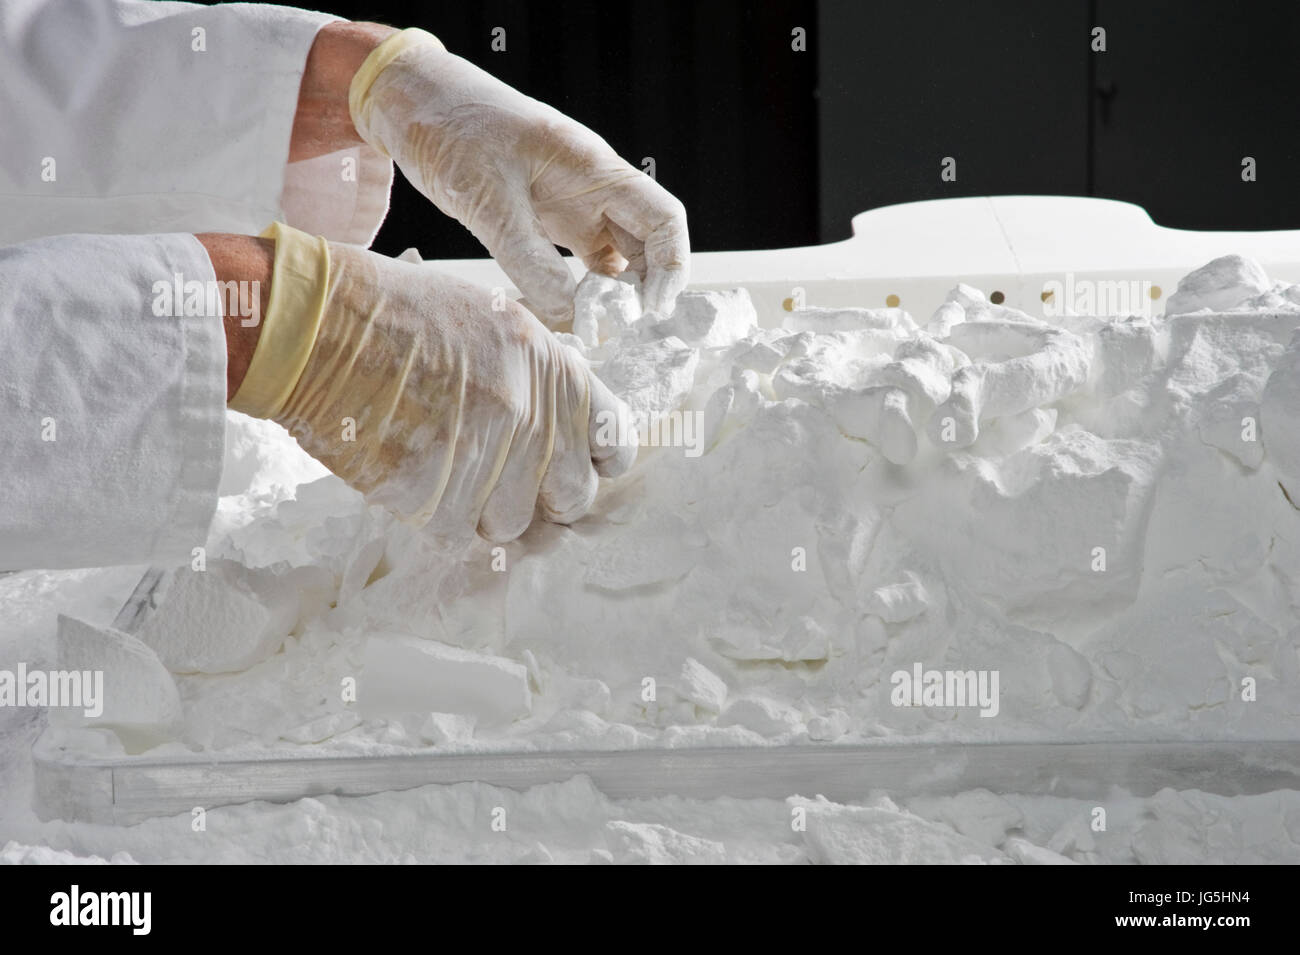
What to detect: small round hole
<box><xmin>990</xmin><ymin>290</ymin><xmax>1005</xmax><ymax>305</ymax></box>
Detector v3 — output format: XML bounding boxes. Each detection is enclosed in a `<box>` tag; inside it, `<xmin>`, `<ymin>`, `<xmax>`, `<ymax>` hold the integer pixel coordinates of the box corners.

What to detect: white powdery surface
<box><xmin>7</xmin><ymin>255</ymin><xmax>1300</xmax><ymax>862</ymax></box>
<box><xmin>3</xmin><ymin>762</ymin><xmax>1299</xmax><ymax>863</ymax></box>
<box><xmin>51</xmin><ymin>616</ymin><xmax>180</xmax><ymax>739</ymax></box>
<box><xmin>32</xmin><ymin>255</ymin><xmax>1300</xmax><ymax>755</ymax></box>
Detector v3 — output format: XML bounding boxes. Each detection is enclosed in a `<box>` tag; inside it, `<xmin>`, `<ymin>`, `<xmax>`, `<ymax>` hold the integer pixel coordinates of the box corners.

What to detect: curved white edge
<box><xmin>417</xmin><ymin>196</ymin><xmax>1300</xmax><ymax>328</ymax></box>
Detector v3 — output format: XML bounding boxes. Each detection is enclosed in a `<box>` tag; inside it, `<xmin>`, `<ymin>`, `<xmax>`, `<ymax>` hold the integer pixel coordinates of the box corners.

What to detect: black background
<box><xmin>0</xmin><ymin>864</ymin><xmax>1275</xmax><ymax>935</ymax></box>
<box><xmin>233</xmin><ymin>0</ymin><xmax>1300</xmax><ymax>257</ymax></box>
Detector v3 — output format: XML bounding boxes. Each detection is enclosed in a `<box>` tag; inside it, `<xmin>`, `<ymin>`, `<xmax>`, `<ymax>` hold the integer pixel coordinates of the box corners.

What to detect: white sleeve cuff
<box><xmin>0</xmin><ymin>232</ymin><xmax>226</xmax><ymax>570</ymax></box>
<box><xmin>0</xmin><ymin>0</ymin><xmax>385</xmax><ymax>244</ymax></box>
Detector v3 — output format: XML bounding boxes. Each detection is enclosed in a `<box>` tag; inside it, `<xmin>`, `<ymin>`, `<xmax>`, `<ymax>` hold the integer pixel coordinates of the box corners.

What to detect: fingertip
<box><xmin>477</xmin><ymin>482</ymin><xmax>537</xmax><ymax>543</ymax></box>
<box><xmin>519</xmin><ymin>296</ymin><xmax>575</xmax><ymax>331</ymax></box>
<box><xmin>587</xmin><ymin>376</ymin><xmax>639</xmax><ymax>478</ymax></box>
<box><xmin>476</xmin><ymin>514</ymin><xmax>530</xmax><ymax>545</ymax></box>
<box><xmin>643</xmin><ymin>267</ymin><xmax>688</xmax><ymax>317</ymax></box>
<box><xmin>597</xmin><ymin>436</ymin><xmax>638</xmax><ymax>478</ymax></box>
<box><xmin>527</xmin><ymin>272</ymin><xmax>579</xmax><ymax>325</ymax></box>
<box><xmin>539</xmin><ymin>464</ymin><xmax>598</xmax><ymax>524</ymax></box>
<box><xmin>487</xmin><ymin>216</ymin><xmax>579</xmax><ymax>328</ymax></box>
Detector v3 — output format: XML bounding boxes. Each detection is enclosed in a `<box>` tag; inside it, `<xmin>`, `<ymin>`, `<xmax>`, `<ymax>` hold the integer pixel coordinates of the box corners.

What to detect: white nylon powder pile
<box><xmin>7</xmin><ymin>254</ymin><xmax>1300</xmax><ymax>863</ymax></box>
<box><xmin>36</xmin><ymin>253</ymin><xmax>1300</xmax><ymax>761</ymax></box>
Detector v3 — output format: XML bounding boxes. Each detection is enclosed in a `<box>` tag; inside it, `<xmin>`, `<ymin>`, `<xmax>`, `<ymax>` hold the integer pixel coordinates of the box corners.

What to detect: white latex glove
<box><xmin>230</xmin><ymin>224</ymin><xmax>637</xmax><ymax>544</ymax></box>
<box><xmin>348</xmin><ymin>28</ymin><xmax>690</xmax><ymax>328</ymax></box>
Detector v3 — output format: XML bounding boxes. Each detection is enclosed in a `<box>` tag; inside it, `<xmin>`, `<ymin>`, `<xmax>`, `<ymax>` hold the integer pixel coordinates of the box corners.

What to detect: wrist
<box><xmin>195</xmin><ymin>233</ymin><xmax>273</xmax><ymax>401</ymax></box>
<box><xmin>228</xmin><ymin>224</ymin><xmax>332</xmax><ymax>420</ymax></box>
<box><xmin>347</xmin><ymin>28</ymin><xmax>450</xmax><ymax>158</ymax></box>
<box><xmin>290</xmin><ymin>21</ymin><xmax>398</xmax><ymax>163</ymax></box>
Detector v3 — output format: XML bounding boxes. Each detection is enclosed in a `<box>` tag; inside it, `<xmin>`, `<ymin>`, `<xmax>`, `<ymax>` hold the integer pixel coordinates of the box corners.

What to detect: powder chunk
<box><xmin>718</xmin><ymin>697</ymin><xmax>803</xmax><ymax>736</ymax></box>
<box><xmin>1047</xmin><ymin>642</ymin><xmax>1092</xmax><ymax>710</ymax></box>
<box><xmin>907</xmin><ymin>789</ymin><xmax>1024</xmax><ymax>847</ymax></box>
<box><xmin>418</xmin><ymin>712</ymin><xmax>476</xmax><ymax>744</ymax></box>
<box><xmin>596</xmin><ymin>336</ymin><xmax>698</xmax><ymax>425</ymax></box>
<box><xmin>783</xmin><ymin>305</ymin><xmax>915</xmax><ymax>334</ymax></box>
<box><xmin>1165</xmin><ymin>254</ymin><xmax>1270</xmax><ymax>315</ymax></box>
<box><xmin>651</xmin><ymin>289</ymin><xmax>757</xmax><ymax>348</ymax></box>
<box><xmin>792</xmin><ymin>796</ymin><xmax>1006</xmax><ymax>864</ymax></box>
<box><xmin>138</xmin><ymin>560</ymin><xmax>300</xmax><ymax>674</ymax></box>
<box><xmin>573</xmin><ymin>272</ymin><xmax>642</xmax><ymax>345</ymax></box>
<box><xmin>807</xmin><ymin>708</ymin><xmax>850</xmax><ymax>741</ymax></box>
<box><xmin>604</xmin><ymin>821</ymin><xmax>726</xmax><ymax>864</ymax></box>
<box><xmin>675</xmin><ymin>657</ymin><xmax>727</xmax><ymax>713</ymax></box>
<box><xmin>360</xmin><ymin>634</ymin><xmax>530</xmax><ymax>726</ymax></box>
<box><xmin>55</xmin><ymin>615</ymin><xmax>181</xmax><ymax>734</ymax></box>
<box><xmin>865</xmin><ymin>575</ymin><xmax>930</xmax><ymax>623</ymax></box>
<box><xmin>1262</xmin><ymin>329</ymin><xmax>1300</xmax><ymax>484</ymax></box>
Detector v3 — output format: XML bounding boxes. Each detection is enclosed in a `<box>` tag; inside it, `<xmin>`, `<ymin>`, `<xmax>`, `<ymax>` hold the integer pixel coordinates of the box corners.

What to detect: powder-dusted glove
<box><xmin>348</xmin><ymin>28</ymin><xmax>690</xmax><ymax>328</ymax></box>
<box><xmin>230</xmin><ymin>223</ymin><xmax>637</xmax><ymax>544</ymax></box>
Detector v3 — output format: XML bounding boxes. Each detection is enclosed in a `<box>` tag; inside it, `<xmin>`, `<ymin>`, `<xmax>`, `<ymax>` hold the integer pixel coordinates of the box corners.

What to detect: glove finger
<box><xmin>536</xmin><ymin>349</ymin><xmax>600</xmax><ymax>522</ymax></box>
<box><xmin>426</xmin><ymin>413</ymin><xmax>515</xmax><ymax>547</ymax></box>
<box><xmin>604</xmin><ymin>179</ymin><xmax>690</xmax><ymax>315</ymax></box>
<box><xmin>477</xmin><ymin>433</ymin><xmax>548</xmax><ymax>543</ymax></box>
<box><xmin>606</xmin><ymin>220</ymin><xmax>647</xmax><ymax>278</ymax></box>
<box><xmin>538</xmin><ymin>427</ymin><xmax>600</xmax><ymax>525</ymax></box>
<box><xmin>583</xmin><ymin>240</ymin><xmax>628</xmax><ymax>277</ymax></box>
<box><xmin>471</xmin><ymin>198</ymin><xmax>577</xmax><ymax>327</ymax></box>
<box><xmin>587</xmin><ymin>371</ymin><xmax>638</xmax><ymax>478</ymax></box>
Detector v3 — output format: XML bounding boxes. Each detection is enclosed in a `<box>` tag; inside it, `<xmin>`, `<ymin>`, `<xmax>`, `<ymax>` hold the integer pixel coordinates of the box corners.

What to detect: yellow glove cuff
<box><xmin>348</xmin><ymin>27</ymin><xmax>445</xmax><ymax>147</ymax></box>
<box><xmin>228</xmin><ymin>222</ymin><xmax>330</xmax><ymax>419</ymax></box>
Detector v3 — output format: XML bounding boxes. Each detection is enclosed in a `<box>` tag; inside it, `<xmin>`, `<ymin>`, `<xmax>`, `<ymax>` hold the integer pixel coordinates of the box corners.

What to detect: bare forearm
<box><xmin>289</xmin><ymin>21</ymin><xmax>397</xmax><ymax>163</ymax></box>
<box><xmin>195</xmin><ymin>233</ymin><xmax>274</xmax><ymax>401</ymax></box>
<box><xmin>202</xmin><ymin>25</ymin><xmax>393</xmax><ymax>399</ymax></box>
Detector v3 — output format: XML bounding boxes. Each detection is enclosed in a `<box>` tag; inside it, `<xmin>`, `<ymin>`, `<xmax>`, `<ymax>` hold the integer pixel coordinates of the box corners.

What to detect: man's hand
<box><xmin>212</xmin><ymin>227</ymin><xmax>637</xmax><ymax>544</ymax></box>
<box><xmin>348</xmin><ymin>29</ymin><xmax>690</xmax><ymax>328</ymax></box>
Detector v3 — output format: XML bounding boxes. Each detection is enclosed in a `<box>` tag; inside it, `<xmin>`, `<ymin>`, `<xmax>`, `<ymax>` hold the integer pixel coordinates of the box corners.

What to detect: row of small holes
<box><xmin>1042</xmin><ymin>286</ymin><xmax>1163</xmax><ymax>302</ymax></box>
<box><xmin>780</xmin><ymin>285</ymin><xmax>1164</xmax><ymax>312</ymax></box>
<box><xmin>781</xmin><ymin>294</ymin><xmax>909</xmax><ymax>310</ymax></box>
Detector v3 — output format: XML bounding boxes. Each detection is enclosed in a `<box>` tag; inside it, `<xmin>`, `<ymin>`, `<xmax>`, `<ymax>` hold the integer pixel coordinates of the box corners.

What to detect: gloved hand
<box><xmin>347</xmin><ymin>28</ymin><xmax>690</xmax><ymax>328</ymax></box>
<box><xmin>230</xmin><ymin>223</ymin><xmax>637</xmax><ymax>544</ymax></box>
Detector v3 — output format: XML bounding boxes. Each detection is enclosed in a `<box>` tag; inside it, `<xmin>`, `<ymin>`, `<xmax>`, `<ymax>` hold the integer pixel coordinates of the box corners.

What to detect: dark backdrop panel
<box><xmin>816</xmin><ymin>0</ymin><xmax>1092</xmax><ymax>240</ymax></box>
<box><xmin>1092</xmin><ymin>0</ymin><xmax>1300</xmax><ymax>231</ymax></box>
<box><xmin>818</xmin><ymin>0</ymin><xmax>1300</xmax><ymax>239</ymax></box>
<box><xmin>196</xmin><ymin>0</ymin><xmax>1300</xmax><ymax>252</ymax></box>
<box><xmin>293</xmin><ymin>0</ymin><xmax>819</xmax><ymax>257</ymax></box>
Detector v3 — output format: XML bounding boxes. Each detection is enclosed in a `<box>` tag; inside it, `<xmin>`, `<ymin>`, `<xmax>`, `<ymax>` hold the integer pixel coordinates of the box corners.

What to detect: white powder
<box><xmin>47</xmin><ymin>252</ymin><xmax>1298</xmax><ymax>756</ymax></box>
<box><xmin>9</xmin><ymin>254</ymin><xmax>1300</xmax><ymax>863</ymax></box>
<box><xmin>53</xmin><ymin>615</ymin><xmax>180</xmax><ymax>738</ymax></box>
<box><xmin>137</xmin><ymin>559</ymin><xmax>300</xmax><ymax>674</ymax></box>
<box><xmin>360</xmin><ymin>632</ymin><xmax>531</xmax><ymax>727</ymax></box>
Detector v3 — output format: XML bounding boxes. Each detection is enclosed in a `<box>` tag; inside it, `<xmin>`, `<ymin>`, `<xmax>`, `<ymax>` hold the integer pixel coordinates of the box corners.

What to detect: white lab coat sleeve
<box><xmin>0</xmin><ymin>0</ymin><xmax>393</xmax><ymax>247</ymax></box>
<box><xmin>0</xmin><ymin>232</ymin><xmax>226</xmax><ymax>571</ymax></box>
